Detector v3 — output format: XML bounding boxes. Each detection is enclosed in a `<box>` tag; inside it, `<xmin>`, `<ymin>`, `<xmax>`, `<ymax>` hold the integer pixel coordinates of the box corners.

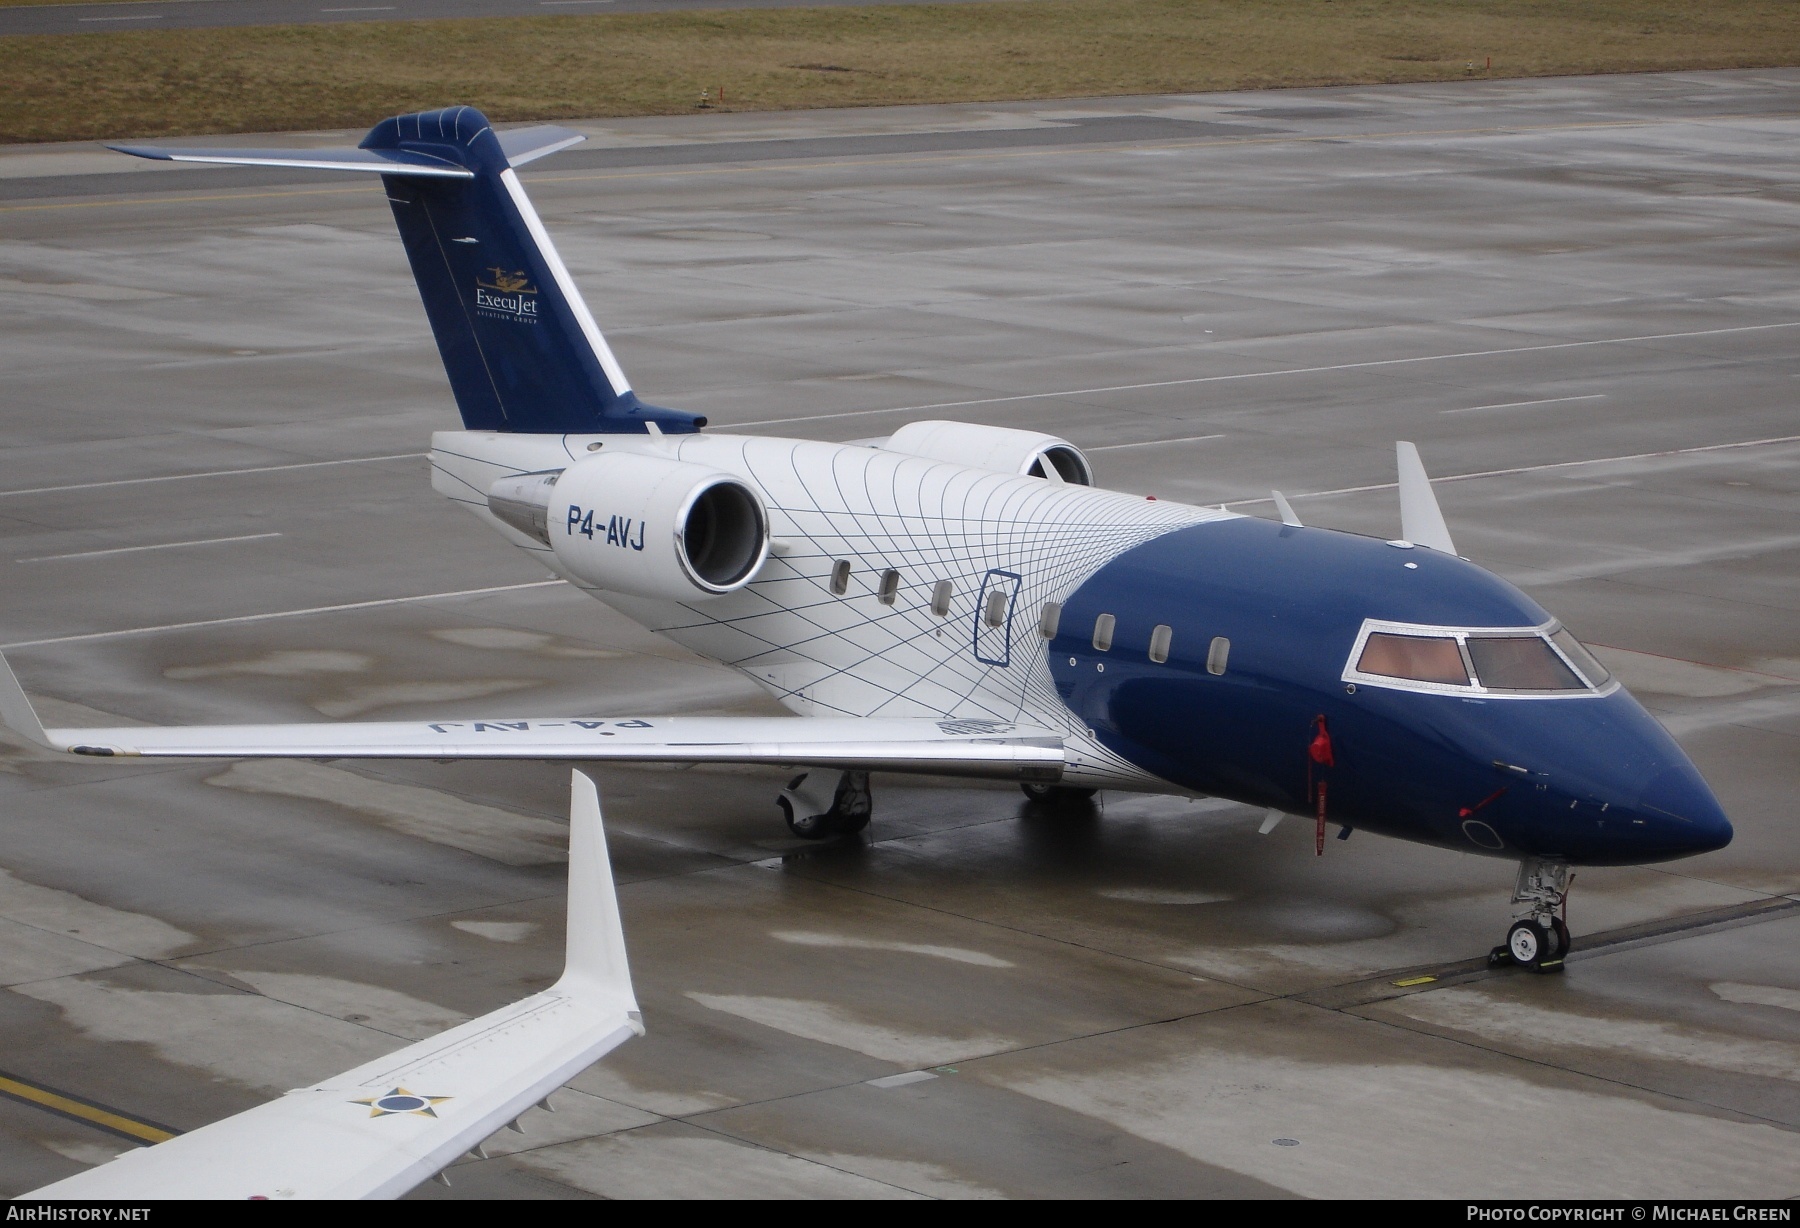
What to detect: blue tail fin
<box><xmin>113</xmin><ymin>107</ymin><xmax>701</xmax><ymax>435</ymax></box>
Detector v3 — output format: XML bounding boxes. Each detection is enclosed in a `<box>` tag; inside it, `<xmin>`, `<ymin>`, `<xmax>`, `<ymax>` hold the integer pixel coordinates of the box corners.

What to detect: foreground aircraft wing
<box><xmin>0</xmin><ymin>655</ymin><xmax>1062</xmax><ymax>780</ymax></box>
<box><xmin>27</xmin><ymin>771</ymin><xmax>638</xmax><ymax>1201</ymax></box>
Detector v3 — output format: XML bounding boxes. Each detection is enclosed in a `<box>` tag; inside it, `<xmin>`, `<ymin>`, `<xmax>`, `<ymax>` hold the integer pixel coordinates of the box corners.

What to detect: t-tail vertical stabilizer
<box><xmin>112</xmin><ymin>107</ymin><xmax>703</xmax><ymax>436</ymax></box>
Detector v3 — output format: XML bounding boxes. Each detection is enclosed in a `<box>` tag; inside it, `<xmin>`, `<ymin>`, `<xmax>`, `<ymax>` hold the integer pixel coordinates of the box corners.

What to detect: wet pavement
<box><xmin>0</xmin><ymin>70</ymin><xmax>1795</xmax><ymax>1197</ymax></box>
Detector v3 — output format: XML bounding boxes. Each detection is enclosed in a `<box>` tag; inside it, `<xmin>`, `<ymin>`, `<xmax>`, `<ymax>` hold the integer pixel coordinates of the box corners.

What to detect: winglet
<box><xmin>0</xmin><ymin>653</ymin><xmax>52</xmax><ymax>751</ymax></box>
<box><xmin>558</xmin><ymin>770</ymin><xmax>640</xmax><ymax>1027</ymax></box>
<box><xmin>1271</xmin><ymin>490</ymin><xmax>1303</xmax><ymax>528</ymax></box>
<box><xmin>1396</xmin><ymin>442</ymin><xmax>1458</xmax><ymax>555</ymax></box>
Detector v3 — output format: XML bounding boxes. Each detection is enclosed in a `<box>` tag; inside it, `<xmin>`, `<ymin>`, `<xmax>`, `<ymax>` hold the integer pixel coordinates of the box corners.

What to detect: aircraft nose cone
<box><xmin>1635</xmin><ymin>762</ymin><xmax>1733</xmax><ymax>855</ymax></box>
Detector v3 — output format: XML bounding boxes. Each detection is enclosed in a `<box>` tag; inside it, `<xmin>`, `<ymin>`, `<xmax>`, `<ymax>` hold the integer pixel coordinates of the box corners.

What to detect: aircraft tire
<box><xmin>1020</xmin><ymin>783</ymin><xmax>1099</xmax><ymax>808</ymax></box>
<box><xmin>1506</xmin><ymin>919</ymin><xmax>1548</xmax><ymax>971</ymax></box>
<box><xmin>1537</xmin><ymin>918</ymin><xmax>1571</xmax><ymax>974</ymax></box>
<box><xmin>778</xmin><ymin>794</ymin><xmax>835</xmax><ymax>840</ymax></box>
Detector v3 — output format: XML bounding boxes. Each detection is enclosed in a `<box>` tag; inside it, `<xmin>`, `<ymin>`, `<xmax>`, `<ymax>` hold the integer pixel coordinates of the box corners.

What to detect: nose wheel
<box><xmin>1488</xmin><ymin>859</ymin><xmax>1572</xmax><ymax>974</ymax></box>
<box><xmin>1501</xmin><ymin>917</ymin><xmax>1570</xmax><ymax>970</ymax></box>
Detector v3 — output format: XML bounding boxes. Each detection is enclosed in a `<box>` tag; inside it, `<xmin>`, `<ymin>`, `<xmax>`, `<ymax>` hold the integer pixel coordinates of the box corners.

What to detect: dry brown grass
<box><xmin>3</xmin><ymin>0</ymin><xmax>1797</xmax><ymax>144</ymax></box>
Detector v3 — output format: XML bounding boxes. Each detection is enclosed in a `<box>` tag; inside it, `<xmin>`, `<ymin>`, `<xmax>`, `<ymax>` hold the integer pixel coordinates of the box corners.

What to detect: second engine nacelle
<box><xmin>488</xmin><ymin>451</ymin><xmax>769</xmax><ymax>600</ymax></box>
<box><xmin>880</xmin><ymin>420</ymin><xmax>1093</xmax><ymax>485</ymax></box>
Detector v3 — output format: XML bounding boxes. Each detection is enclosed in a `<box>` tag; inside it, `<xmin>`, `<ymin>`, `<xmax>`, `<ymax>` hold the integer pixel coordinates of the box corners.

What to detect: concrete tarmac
<box><xmin>0</xmin><ymin>71</ymin><xmax>1796</xmax><ymax>1198</ymax></box>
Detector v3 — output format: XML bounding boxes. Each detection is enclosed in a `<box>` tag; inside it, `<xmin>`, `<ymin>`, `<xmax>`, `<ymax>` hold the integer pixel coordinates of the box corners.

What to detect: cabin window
<box><xmin>1466</xmin><ymin>635</ymin><xmax>1584</xmax><ymax>691</ymax></box>
<box><xmin>1207</xmin><ymin>636</ymin><xmax>1230</xmax><ymax>675</ymax></box>
<box><xmin>830</xmin><ymin>560</ymin><xmax>851</xmax><ymax>596</ymax></box>
<box><xmin>931</xmin><ymin>580</ymin><xmax>953</xmax><ymax>617</ymax></box>
<box><xmin>1092</xmin><ymin>613</ymin><xmax>1115</xmax><ymax>652</ymax></box>
<box><xmin>878</xmin><ymin>569</ymin><xmax>900</xmax><ymax>605</ymax></box>
<box><xmin>1038</xmin><ymin>602</ymin><xmax>1062</xmax><ymax>639</ymax></box>
<box><xmin>1149</xmin><ymin>624</ymin><xmax>1173</xmax><ymax>664</ymax></box>
<box><xmin>1356</xmin><ymin>633</ymin><xmax>1467</xmax><ymax>685</ymax></box>
<box><xmin>1550</xmin><ymin>628</ymin><xmax>1611</xmax><ymax>686</ymax></box>
<box><xmin>983</xmin><ymin>588</ymin><xmax>1009</xmax><ymax>628</ymax></box>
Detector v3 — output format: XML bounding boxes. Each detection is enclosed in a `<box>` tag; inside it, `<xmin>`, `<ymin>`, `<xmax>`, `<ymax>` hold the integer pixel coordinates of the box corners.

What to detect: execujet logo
<box><xmin>475</xmin><ymin>267</ymin><xmax>539</xmax><ymax>321</ymax></box>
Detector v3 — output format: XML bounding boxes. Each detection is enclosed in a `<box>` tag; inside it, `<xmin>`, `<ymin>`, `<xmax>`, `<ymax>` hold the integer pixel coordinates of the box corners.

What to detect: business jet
<box><xmin>0</xmin><ymin>107</ymin><xmax>1733</xmax><ymax>974</ymax></box>
<box><xmin>26</xmin><ymin>771</ymin><xmax>638</xmax><ymax>1199</ymax></box>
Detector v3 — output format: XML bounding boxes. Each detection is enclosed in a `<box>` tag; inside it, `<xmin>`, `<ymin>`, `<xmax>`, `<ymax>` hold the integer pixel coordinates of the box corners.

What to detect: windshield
<box><xmin>1551</xmin><ymin>627</ymin><xmax>1611</xmax><ymax>685</ymax></box>
<box><xmin>1346</xmin><ymin>621</ymin><xmax>1612</xmax><ymax>696</ymax></box>
<box><xmin>1357</xmin><ymin>633</ymin><xmax>1470</xmax><ymax>685</ymax></box>
<box><xmin>1466</xmin><ymin>636</ymin><xmax>1583</xmax><ymax>690</ymax></box>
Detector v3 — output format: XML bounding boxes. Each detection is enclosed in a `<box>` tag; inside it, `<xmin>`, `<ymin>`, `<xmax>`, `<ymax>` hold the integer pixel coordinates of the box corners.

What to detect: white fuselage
<box><xmin>431</xmin><ymin>430</ymin><xmax>1238</xmax><ymax>789</ymax></box>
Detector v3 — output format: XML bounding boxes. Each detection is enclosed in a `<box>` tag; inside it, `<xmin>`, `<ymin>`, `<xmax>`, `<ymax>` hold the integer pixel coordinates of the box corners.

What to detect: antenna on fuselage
<box><xmin>1396</xmin><ymin>442</ymin><xmax>1458</xmax><ymax>556</ymax></box>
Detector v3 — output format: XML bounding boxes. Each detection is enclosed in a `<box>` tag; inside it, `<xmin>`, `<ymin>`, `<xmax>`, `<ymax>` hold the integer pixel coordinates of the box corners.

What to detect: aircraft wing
<box><xmin>26</xmin><ymin>771</ymin><xmax>639</xmax><ymax>1200</ymax></box>
<box><xmin>0</xmin><ymin>655</ymin><xmax>1063</xmax><ymax>780</ymax></box>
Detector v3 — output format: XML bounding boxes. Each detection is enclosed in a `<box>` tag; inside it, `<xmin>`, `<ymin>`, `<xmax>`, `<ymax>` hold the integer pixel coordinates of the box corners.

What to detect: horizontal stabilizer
<box><xmin>497</xmin><ymin>125</ymin><xmax>586</xmax><ymax>167</ymax></box>
<box><xmin>27</xmin><ymin>770</ymin><xmax>638</xmax><ymax>1200</ymax></box>
<box><xmin>110</xmin><ymin>125</ymin><xmax>584</xmax><ymax>177</ymax></box>
<box><xmin>106</xmin><ymin>143</ymin><xmax>474</xmax><ymax>178</ymax></box>
<box><xmin>112</xmin><ymin>106</ymin><xmax>696</xmax><ymax>437</ymax></box>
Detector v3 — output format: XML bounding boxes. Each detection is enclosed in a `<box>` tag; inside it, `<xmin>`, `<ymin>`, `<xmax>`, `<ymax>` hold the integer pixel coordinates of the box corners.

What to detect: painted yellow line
<box><xmin>0</xmin><ymin>1072</ymin><xmax>176</xmax><ymax>1144</ymax></box>
<box><xmin>1391</xmin><ymin>975</ymin><xmax>1438</xmax><ymax>988</ymax></box>
<box><xmin>1</xmin><ymin>110</ymin><xmax>1790</xmax><ymax>214</ymax></box>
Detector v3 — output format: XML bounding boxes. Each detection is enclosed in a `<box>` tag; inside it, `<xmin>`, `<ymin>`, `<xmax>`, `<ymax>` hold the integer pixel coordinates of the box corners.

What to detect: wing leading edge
<box><xmin>26</xmin><ymin>771</ymin><xmax>638</xmax><ymax>1201</ymax></box>
<box><xmin>0</xmin><ymin>655</ymin><xmax>1064</xmax><ymax>780</ymax></box>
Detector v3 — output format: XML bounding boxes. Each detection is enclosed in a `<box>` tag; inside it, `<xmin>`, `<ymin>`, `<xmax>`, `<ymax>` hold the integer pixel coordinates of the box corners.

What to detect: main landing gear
<box><xmin>778</xmin><ymin>770</ymin><xmax>872</xmax><ymax>839</ymax></box>
<box><xmin>1019</xmin><ymin>782</ymin><xmax>1099</xmax><ymax>809</ymax></box>
<box><xmin>1489</xmin><ymin>857</ymin><xmax>1572</xmax><ymax>974</ymax></box>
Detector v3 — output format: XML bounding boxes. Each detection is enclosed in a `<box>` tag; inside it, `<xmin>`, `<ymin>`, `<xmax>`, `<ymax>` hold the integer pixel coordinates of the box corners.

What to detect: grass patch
<box><xmin>2</xmin><ymin>0</ymin><xmax>1797</xmax><ymax>144</ymax></box>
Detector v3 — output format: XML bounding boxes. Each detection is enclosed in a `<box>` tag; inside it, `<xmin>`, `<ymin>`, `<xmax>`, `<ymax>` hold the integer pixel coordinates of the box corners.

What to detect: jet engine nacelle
<box><xmin>488</xmin><ymin>453</ymin><xmax>769</xmax><ymax>599</ymax></box>
<box><xmin>880</xmin><ymin>420</ymin><xmax>1093</xmax><ymax>485</ymax></box>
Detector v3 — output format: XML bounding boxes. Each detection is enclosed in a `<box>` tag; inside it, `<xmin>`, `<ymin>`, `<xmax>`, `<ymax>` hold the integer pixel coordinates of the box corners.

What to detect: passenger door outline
<box><xmin>973</xmin><ymin>569</ymin><xmax>1023</xmax><ymax>667</ymax></box>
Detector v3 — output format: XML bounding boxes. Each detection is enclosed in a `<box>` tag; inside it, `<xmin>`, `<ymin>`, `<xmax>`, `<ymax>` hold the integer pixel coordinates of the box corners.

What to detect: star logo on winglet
<box><xmin>352</xmin><ymin>1087</ymin><xmax>452</xmax><ymax>1118</ymax></box>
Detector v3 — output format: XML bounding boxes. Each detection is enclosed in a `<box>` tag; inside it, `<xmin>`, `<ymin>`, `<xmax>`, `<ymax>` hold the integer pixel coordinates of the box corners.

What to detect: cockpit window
<box><xmin>1345</xmin><ymin>619</ymin><xmax>1616</xmax><ymax>698</ymax></box>
<box><xmin>1357</xmin><ymin>633</ymin><xmax>1470</xmax><ymax>685</ymax></box>
<box><xmin>1465</xmin><ymin>636</ymin><xmax>1583</xmax><ymax>690</ymax></box>
<box><xmin>1550</xmin><ymin>628</ymin><xmax>1611</xmax><ymax>686</ymax></box>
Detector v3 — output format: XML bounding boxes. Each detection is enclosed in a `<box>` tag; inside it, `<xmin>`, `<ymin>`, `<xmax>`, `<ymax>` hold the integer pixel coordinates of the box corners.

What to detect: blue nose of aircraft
<box><xmin>1633</xmin><ymin>760</ymin><xmax>1734</xmax><ymax>857</ymax></box>
<box><xmin>1469</xmin><ymin>691</ymin><xmax>1734</xmax><ymax>864</ymax></box>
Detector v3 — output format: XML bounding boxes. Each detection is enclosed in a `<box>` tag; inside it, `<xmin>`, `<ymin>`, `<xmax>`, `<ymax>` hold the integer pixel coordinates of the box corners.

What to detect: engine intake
<box><xmin>881</xmin><ymin>420</ymin><xmax>1093</xmax><ymax>486</ymax></box>
<box><xmin>487</xmin><ymin>452</ymin><xmax>769</xmax><ymax>599</ymax></box>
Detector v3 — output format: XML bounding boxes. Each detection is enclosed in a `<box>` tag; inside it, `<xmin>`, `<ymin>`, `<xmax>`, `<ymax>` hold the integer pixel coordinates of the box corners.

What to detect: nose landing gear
<box><xmin>778</xmin><ymin>770</ymin><xmax>872</xmax><ymax>839</ymax></box>
<box><xmin>1489</xmin><ymin>858</ymin><xmax>1572</xmax><ymax>973</ymax></box>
